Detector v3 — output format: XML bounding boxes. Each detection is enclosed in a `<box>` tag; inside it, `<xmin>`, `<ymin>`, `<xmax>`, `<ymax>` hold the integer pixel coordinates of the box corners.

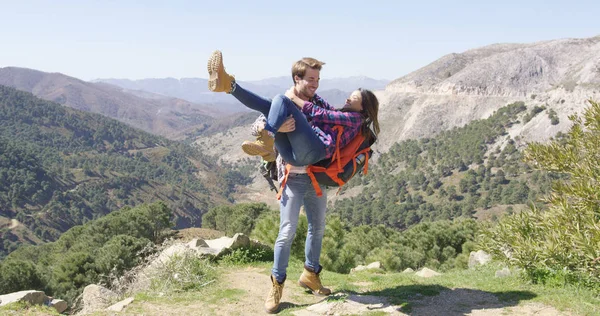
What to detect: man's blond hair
<box><xmin>291</xmin><ymin>57</ymin><xmax>325</xmax><ymax>84</ymax></box>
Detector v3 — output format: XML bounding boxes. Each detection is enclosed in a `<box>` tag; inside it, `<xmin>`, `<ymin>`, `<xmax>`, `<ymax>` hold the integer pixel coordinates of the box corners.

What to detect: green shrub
<box><xmin>219</xmin><ymin>246</ymin><xmax>273</xmax><ymax>265</ymax></box>
<box><xmin>482</xmin><ymin>100</ymin><xmax>600</xmax><ymax>291</ymax></box>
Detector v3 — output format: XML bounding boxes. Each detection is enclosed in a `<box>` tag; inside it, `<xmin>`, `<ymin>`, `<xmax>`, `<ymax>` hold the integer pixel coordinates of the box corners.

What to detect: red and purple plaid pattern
<box><xmin>302</xmin><ymin>94</ymin><xmax>363</xmax><ymax>159</ymax></box>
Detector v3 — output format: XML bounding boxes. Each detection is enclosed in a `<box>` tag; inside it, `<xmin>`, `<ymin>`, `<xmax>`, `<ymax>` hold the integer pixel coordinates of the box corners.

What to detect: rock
<box><xmin>204</xmin><ymin>233</ymin><xmax>250</xmax><ymax>253</ymax></box>
<box><xmin>415</xmin><ymin>267</ymin><xmax>442</xmax><ymax>278</ymax></box>
<box><xmin>294</xmin><ymin>293</ymin><xmax>401</xmax><ymax>316</ymax></box>
<box><xmin>0</xmin><ymin>290</ymin><xmax>47</xmax><ymax>307</ymax></box>
<box><xmin>350</xmin><ymin>262</ymin><xmax>381</xmax><ymax>273</ymax></box>
<box><xmin>187</xmin><ymin>238</ymin><xmax>209</xmax><ymax>248</ymax></box>
<box><xmin>106</xmin><ymin>297</ymin><xmax>134</xmax><ymax>312</ymax></box>
<box><xmin>366</xmin><ymin>261</ymin><xmax>381</xmax><ymax>270</ymax></box>
<box><xmin>48</xmin><ymin>298</ymin><xmax>68</xmax><ymax>313</ymax></box>
<box><xmin>80</xmin><ymin>284</ymin><xmax>118</xmax><ymax>314</ymax></box>
<box><xmin>402</xmin><ymin>268</ymin><xmax>415</xmax><ymax>273</ymax></box>
<box><xmin>468</xmin><ymin>250</ymin><xmax>492</xmax><ymax>269</ymax></box>
<box><xmin>495</xmin><ymin>267</ymin><xmax>511</xmax><ymax>278</ymax></box>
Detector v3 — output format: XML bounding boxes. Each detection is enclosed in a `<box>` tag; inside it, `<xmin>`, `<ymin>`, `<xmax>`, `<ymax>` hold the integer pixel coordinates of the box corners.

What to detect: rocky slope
<box><xmin>375</xmin><ymin>35</ymin><xmax>600</xmax><ymax>151</ymax></box>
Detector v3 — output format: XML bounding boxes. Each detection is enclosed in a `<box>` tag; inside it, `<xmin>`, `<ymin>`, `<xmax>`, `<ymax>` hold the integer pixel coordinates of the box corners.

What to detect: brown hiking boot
<box><xmin>207</xmin><ymin>50</ymin><xmax>235</xmax><ymax>93</ymax></box>
<box><xmin>241</xmin><ymin>129</ymin><xmax>276</xmax><ymax>162</ymax></box>
<box><xmin>265</xmin><ymin>275</ymin><xmax>284</xmax><ymax>314</ymax></box>
<box><xmin>298</xmin><ymin>265</ymin><xmax>331</xmax><ymax>296</ymax></box>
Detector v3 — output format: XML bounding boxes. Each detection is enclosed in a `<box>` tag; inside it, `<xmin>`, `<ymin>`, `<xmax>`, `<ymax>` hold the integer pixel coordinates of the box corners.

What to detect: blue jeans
<box><xmin>231</xmin><ymin>83</ymin><xmax>326</xmax><ymax>166</ymax></box>
<box><xmin>272</xmin><ymin>173</ymin><xmax>327</xmax><ymax>283</ymax></box>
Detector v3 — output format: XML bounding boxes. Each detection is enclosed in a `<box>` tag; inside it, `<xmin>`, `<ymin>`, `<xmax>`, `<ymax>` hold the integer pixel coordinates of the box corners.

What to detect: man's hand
<box><xmin>278</xmin><ymin>115</ymin><xmax>295</xmax><ymax>133</ymax></box>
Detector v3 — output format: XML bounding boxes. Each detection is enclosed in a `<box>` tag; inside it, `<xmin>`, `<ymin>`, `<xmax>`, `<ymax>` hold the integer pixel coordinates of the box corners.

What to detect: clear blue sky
<box><xmin>1</xmin><ymin>0</ymin><xmax>598</xmax><ymax>81</ymax></box>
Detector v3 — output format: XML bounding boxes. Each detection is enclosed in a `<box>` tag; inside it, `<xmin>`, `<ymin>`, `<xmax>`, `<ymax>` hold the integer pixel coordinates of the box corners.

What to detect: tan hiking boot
<box><xmin>265</xmin><ymin>275</ymin><xmax>284</xmax><ymax>314</ymax></box>
<box><xmin>207</xmin><ymin>50</ymin><xmax>235</xmax><ymax>93</ymax></box>
<box><xmin>298</xmin><ymin>265</ymin><xmax>331</xmax><ymax>296</ymax></box>
<box><xmin>241</xmin><ymin>129</ymin><xmax>276</xmax><ymax>162</ymax></box>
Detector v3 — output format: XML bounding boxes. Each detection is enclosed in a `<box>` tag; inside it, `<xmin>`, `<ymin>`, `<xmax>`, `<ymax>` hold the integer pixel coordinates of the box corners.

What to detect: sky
<box><xmin>1</xmin><ymin>0</ymin><xmax>598</xmax><ymax>81</ymax></box>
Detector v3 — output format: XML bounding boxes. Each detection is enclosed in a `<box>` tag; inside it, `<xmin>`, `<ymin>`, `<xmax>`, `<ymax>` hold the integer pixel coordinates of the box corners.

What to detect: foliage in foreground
<box><xmin>0</xmin><ymin>202</ymin><xmax>173</xmax><ymax>303</ymax></box>
<box><xmin>482</xmin><ymin>100</ymin><xmax>600</xmax><ymax>290</ymax></box>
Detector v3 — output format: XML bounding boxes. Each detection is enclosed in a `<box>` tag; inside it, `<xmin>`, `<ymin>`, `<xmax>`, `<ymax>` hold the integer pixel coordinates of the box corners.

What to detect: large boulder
<box><xmin>80</xmin><ymin>284</ymin><xmax>118</xmax><ymax>314</ymax></box>
<box><xmin>468</xmin><ymin>250</ymin><xmax>492</xmax><ymax>269</ymax></box>
<box><xmin>0</xmin><ymin>290</ymin><xmax>47</xmax><ymax>307</ymax></box>
<box><xmin>0</xmin><ymin>290</ymin><xmax>67</xmax><ymax>313</ymax></box>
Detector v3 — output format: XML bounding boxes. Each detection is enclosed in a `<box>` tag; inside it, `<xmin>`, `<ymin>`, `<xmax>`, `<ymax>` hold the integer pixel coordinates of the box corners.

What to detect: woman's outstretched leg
<box><xmin>207</xmin><ymin>50</ymin><xmax>272</xmax><ymax>116</ymax></box>
<box><xmin>207</xmin><ymin>51</ymin><xmax>325</xmax><ymax>166</ymax></box>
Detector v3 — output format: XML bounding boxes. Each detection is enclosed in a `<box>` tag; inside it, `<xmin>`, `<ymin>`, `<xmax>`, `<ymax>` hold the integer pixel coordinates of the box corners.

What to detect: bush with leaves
<box><xmin>251</xmin><ymin>211</ymin><xmax>307</xmax><ymax>262</ymax></box>
<box><xmin>0</xmin><ymin>202</ymin><xmax>173</xmax><ymax>303</ymax></box>
<box><xmin>202</xmin><ymin>203</ymin><xmax>272</xmax><ymax>236</ymax></box>
<box><xmin>219</xmin><ymin>246</ymin><xmax>273</xmax><ymax>265</ymax></box>
<box><xmin>481</xmin><ymin>99</ymin><xmax>600</xmax><ymax>290</ymax></box>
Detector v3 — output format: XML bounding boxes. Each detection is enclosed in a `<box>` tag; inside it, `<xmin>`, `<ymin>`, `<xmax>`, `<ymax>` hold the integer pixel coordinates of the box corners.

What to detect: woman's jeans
<box><xmin>231</xmin><ymin>83</ymin><xmax>326</xmax><ymax>166</ymax></box>
<box><xmin>271</xmin><ymin>173</ymin><xmax>327</xmax><ymax>283</ymax></box>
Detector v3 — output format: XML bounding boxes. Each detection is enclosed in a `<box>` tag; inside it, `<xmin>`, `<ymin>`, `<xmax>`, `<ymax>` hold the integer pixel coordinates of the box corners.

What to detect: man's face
<box><xmin>295</xmin><ymin>68</ymin><xmax>320</xmax><ymax>100</ymax></box>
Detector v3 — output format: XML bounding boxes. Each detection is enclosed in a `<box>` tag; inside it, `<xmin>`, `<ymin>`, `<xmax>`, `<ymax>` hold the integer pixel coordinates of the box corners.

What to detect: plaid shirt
<box><xmin>301</xmin><ymin>94</ymin><xmax>364</xmax><ymax>159</ymax></box>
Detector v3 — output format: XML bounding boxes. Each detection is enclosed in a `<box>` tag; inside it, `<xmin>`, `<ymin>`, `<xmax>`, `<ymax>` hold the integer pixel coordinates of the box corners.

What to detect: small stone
<box><xmin>415</xmin><ymin>267</ymin><xmax>441</xmax><ymax>278</ymax></box>
<box><xmin>495</xmin><ymin>267</ymin><xmax>511</xmax><ymax>278</ymax></box>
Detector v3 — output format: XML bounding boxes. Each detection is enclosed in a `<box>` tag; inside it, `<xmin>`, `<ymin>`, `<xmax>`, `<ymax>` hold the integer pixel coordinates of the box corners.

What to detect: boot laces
<box><xmin>269</xmin><ymin>283</ymin><xmax>282</xmax><ymax>301</ymax></box>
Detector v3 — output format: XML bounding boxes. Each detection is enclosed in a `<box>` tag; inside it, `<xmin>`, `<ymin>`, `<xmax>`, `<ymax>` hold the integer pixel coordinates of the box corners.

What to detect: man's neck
<box><xmin>298</xmin><ymin>92</ymin><xmax>312</xmax><ymax>101</ymax></box>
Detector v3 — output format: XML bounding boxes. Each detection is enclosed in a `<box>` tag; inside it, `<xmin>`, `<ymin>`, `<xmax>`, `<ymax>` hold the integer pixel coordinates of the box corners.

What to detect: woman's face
<box><xmin>343</xmin><ymin>90</ymin><xmax>363</xmax><ymax>112</ymax></box>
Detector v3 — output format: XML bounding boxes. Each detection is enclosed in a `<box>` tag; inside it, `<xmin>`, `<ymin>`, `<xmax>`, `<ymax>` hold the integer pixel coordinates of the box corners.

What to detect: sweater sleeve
<box><xmin>301</xmin><ymin>102</ymin><xmax>363</xmax><ymax>128</ymax></box>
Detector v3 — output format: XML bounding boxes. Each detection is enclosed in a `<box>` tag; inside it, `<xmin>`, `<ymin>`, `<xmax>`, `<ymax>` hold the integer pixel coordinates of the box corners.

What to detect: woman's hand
<box><xmin>278</xmin><ymin>115</ymin><xmax>295</xmax><ymax>133</ymax></box>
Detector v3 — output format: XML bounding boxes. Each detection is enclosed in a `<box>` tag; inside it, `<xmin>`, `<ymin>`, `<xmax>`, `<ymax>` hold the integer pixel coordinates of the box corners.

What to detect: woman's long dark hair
<box><xmin>358</xmin><ymin>88</ymin><xmax>380</xmax><ymax>142</ymax></box>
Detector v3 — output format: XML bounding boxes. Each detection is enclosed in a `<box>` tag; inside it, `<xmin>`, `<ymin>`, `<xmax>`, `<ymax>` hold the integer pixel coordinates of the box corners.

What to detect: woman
<box><xmin>207</xmin><ymin>50</ymin><xmax>380</xmax><ymax>167</ymax></box>
<box><xmin>207</xmin><ymin>50</ymin><xmax>380</xmax><ymax>313</ymax></box>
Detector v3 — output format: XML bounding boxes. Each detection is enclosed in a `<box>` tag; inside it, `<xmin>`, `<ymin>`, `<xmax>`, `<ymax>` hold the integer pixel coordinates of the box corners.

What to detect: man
<box><xmin>207</xmin><ymin>51</ymin><xmax>332</xmax><ymax>313</ymax></box>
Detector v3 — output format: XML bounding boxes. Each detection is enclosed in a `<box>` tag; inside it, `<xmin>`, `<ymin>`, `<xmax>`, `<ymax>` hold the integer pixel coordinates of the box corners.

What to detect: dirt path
<box><xmin>123</xmin><ymin>267</ymin><xmax>572</xmax><ymax>315</ymax></box>
<box><xmin>215</xmin><ymin>269</ymin><xmax>570</xmax><ymax>316</ymax></box>
<box><xmin>219</xmin><ymin>267</ymin><xmax>324</xmax><ymax>315</ymax></box>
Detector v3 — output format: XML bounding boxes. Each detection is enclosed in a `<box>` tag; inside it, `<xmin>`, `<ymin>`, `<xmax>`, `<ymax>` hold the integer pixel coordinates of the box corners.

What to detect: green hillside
<box><xmin>0</xmin><ymin>85</ymin><xmax>249</xmax><ymax>259</ymax></box>
<box><xmin>333</xmin><ymin>101</ymin><xmax>557</xmax><ymax>228</ymax></box>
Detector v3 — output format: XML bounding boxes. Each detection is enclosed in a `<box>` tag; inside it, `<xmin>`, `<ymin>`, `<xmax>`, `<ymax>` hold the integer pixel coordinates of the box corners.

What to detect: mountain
<box><xmin>188</xmin><ymin>35</ymin><xmax>600</xmax><ymax>206</ymax></box>
<box><xmin>94</xmin><ymin>76</ymin><xmax>390</xmax><ymax>112</ymax></box>
<box><xmin>0</xmin><ymin>67</ymin><xmax>222</xmax><ymax>139</ymax></box>
<box><xmin>0</xmin><ymin>85</ymin><xmax>245</xmax><ymax>259</ymax></box>
<box><xmin>375</xmin><ymin>35</ymin><xmax>600</xmax><ymax>151</ymax></box>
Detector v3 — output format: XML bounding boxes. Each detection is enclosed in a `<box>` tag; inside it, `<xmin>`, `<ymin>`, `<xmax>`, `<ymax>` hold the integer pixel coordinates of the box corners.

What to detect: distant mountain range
<box><xmin>93</xmin><ymin>76</ymin><xmax>391</xmax><ymax>111</ymax></box>
<box><xmin>0</xmin><ymin>67</ymin><xmax>221</xmax><ymax>139</ymax></box>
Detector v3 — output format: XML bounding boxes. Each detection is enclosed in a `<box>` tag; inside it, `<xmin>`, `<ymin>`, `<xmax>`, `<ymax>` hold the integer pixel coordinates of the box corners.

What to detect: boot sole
<box><xmin>207</xmin><ymin>50</ymin><xmax>222</xmax><ymax>92</ymax></box>
<box><xmin>264</xmin><ymin>306</ymin><xmax>279</xmax><ymax>314</ymax></box>
<box><xmin>242</xmin><ymin>142</ymin><xmax>276</xmax><ymax>162</ymax></box>
<box><xmin>298</xmin><ymin>280</ymin><xmax>329</xmax><ymax>296</ymax></box>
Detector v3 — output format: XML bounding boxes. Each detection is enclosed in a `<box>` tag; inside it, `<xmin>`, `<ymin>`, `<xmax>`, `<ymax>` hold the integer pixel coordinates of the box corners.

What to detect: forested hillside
<box><xmin>333</xmin><ymin>102</ymin><xmax>559</xmax><ymax>228</ymax></box>
<box><xmin>0</xmin><ymin>85</ymin><xmax>249</xmax><ymax>259</ymax></box>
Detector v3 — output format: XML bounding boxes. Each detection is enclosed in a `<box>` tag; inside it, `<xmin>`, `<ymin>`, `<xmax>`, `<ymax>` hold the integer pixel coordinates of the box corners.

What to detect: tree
<box><xmin>0</xmin><ymin>259</ymin><xmax>42</xmax><ymax>293</ymax></box>
<box><xmin>482</xmin><ymin>100</ymin><xmax>600</xmax><ymax>288</ymax></box>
